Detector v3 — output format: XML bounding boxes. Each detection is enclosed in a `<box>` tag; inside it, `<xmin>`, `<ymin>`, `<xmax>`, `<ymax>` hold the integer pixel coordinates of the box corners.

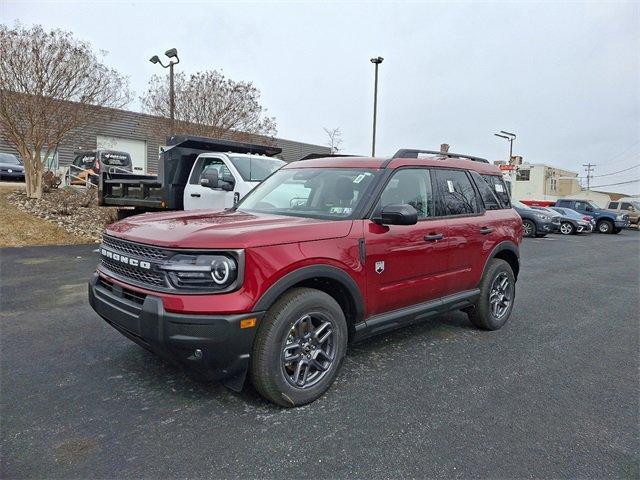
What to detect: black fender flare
<box><xmin>480</xmin><ymin>241</ymin><xmax>520</xmax><ymax>281</ymax></box>
<box><xmin>252</xmin><ymin>264</ymin><xmax>366</xmax><ymax>322</ymax></box>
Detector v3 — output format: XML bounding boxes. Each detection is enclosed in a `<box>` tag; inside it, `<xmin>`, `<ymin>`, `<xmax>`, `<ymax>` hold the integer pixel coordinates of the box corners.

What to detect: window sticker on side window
<box><xmin>447</xmin><ymin>180</ymin><xmax>455</xmax><ymax>193</ymax></box>
<box><xmin>495</xmin><ymin>183</ymin><xmax>504</xmax><ymax>192</ymax></box>
<box><xmin>353</xmin><ymin>174</ymin><xmax>366</xmax><ymax>184</ymax></box>
<box><xmin>329</xmin><ymin>207</ymin><xmax>352</xmax><ymax>215</ymax></box>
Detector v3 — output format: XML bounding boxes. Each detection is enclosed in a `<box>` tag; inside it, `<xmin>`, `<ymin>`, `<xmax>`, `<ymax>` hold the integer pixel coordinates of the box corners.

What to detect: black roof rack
<box><xmin>298</xmin><ymin>153</ymin><xmax>362</xmax><ymax>161</ymax></box>
<box><xmin>392</xmin><ymin>149</ymin><xmax>489</xmax><ymax>164</ymax></box>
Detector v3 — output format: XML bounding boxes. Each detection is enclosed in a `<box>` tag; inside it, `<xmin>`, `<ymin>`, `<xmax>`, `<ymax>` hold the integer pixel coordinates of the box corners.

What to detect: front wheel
<box><xmin>559</xmin><ymin>222</ymin><xmax>575</xmax><ymax>235</ymax></box>
<box><xmin>523</xmin><ymin>219</ymin><xmax>536</xmax><ymax>238</ymax></box>
<box><xmin>468</xmin><ymin>259</ymin><xmax>516</xmax><ymax>331</ymax></box>
<box><xmin>251</xmin><ymin>288</ymin><xmax>348</xmax><ymax>407</ymax></box>
<box><xmin>597</xmin><ymin>220</ymin><xmax>614</xmax><ymax>234</ymax></box>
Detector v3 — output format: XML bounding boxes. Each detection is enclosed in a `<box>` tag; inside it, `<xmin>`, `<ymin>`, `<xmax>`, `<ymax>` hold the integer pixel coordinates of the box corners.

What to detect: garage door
<box><xmin>96</xmin><ymin>135</ymin><xmax>147</xmax><ymax>174</ymax></box>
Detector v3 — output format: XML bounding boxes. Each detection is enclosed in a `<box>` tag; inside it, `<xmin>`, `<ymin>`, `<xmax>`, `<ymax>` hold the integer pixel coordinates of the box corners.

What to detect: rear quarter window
<box><xmin>480</xmin><ymin>174</ymin><xmax>511</xmax><ymax>208</ymax></box>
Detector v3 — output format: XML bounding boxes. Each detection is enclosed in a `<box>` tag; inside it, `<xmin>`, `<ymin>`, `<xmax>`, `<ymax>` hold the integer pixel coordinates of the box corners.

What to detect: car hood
<box><xmin>0</xmin><ymin>162</ymin><xmax>24</xmax><ymax>170</ymax></box>
<box><xmin>105</xmin><ymin>209</ymin><xmax>355</xmax><ymax>249</ymax></box>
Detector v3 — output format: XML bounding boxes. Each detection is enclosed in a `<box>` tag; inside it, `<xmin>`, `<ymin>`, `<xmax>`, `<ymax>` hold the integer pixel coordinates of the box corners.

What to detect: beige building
<box><xmin>510</xmin><ymin>163</ymin><xmax>581</xmax><ymax>201</ymax></box>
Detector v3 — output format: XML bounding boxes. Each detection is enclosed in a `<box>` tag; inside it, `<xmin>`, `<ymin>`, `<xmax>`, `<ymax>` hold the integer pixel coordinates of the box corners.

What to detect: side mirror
<box><xmin>374</xmin><ymin>204</ymin><xmax>418</xmax><ymax>226</ymax></box>
<box><xmin>585</xmin><ymin>206</ymin><xmax>593</xmax><ymax>212</ymax></box>
<box><xmin>628</xmin><ymin>206</ymin><xmax>635</xmax><ymax>212</ymax></box>
<box><xmin>199</xmin><ymin>168</ymin><xmax>219</xmax><ymax>189</ymax></box>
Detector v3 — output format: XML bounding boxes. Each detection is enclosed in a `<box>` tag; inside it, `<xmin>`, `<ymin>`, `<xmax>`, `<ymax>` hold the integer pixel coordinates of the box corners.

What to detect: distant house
<box><xmin>510</xmin><ymin>163</ymin><xmax>582</xmax><ymax>201</ymax></box>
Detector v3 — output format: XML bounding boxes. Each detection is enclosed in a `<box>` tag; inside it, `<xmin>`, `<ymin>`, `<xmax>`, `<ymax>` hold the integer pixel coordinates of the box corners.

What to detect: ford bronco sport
<box><xmin>89</xmin><ymin>149</ymin><xmax>523</xmax><ymax>407</ymax></box>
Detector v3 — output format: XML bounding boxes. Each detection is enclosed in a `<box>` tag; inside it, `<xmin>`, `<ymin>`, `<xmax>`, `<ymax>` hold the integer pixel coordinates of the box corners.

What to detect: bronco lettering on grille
<box><xmin>101</xmin><ymin>248</ymin><xmax>151</xmax><ymax>269</ymax></box>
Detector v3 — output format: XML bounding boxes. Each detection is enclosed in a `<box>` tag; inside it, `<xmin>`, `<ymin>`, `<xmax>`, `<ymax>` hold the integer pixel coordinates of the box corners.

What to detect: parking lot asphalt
<box><xmin>1</xmin><ymin>232</ymin><xmax>639</xmax><ymax>479</ymax></box>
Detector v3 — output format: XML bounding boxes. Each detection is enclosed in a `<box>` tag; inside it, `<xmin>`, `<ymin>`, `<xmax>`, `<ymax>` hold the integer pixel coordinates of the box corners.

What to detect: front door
<box><xmin>364</xmin><ymin>168</ymin><xmax>453</xmax><ymax>316</ymax></box>
<box><xmin>183</xmin><ymin>156</ymin><xmax>236</xmax><ymax>210</ymax></box>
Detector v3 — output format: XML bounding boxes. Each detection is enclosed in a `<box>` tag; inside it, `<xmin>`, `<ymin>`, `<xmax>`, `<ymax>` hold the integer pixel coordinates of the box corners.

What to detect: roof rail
<box><xmin>392</xmin><ymin>149</ymin><xmax>489</xmax><ymax>164</ymax></box>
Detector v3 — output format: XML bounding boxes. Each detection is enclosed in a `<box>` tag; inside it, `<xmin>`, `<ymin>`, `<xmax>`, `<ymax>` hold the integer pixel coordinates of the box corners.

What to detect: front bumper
<box><xmin>88</xmin><ymin>273</ymin><xmax>263</xmax><ymax>383</ymax></box>
<box><xmin>0</xmin><ymin>170</ymin><xmax>25</xmax><ymax>180</ymax></box>
<box><xmin>577</xmin><ymin>222</ymin><xmax>593</xmax><ymax>233</ymax></box>
<box><xmin>615</xmin><ymin>219</ymin><xmax>630</xmax><ymax>229</ymax></box>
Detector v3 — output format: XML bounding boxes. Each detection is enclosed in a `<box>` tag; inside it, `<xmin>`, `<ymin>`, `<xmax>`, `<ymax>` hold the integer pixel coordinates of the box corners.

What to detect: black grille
<box><xmin>98</xmin><ymin>277</ymin><xmax>146</xmax><ymax>304</ymax></box>
<box><xmin>102</xmin><ymin>235</ymin><xmax>169</xmax><ymax>260</ymax></box>
<box><xmin>101</xmin><ymin>257</ymin><xmax>166</xmax><ymax>287</ymax></box>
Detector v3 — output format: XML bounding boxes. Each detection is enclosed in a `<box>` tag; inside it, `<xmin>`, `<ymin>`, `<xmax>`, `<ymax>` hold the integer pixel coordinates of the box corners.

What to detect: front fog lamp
<box><xmin>161</xmin><ymin>254</ymin><xmax>238</xmax><ymax>290</ymax></box>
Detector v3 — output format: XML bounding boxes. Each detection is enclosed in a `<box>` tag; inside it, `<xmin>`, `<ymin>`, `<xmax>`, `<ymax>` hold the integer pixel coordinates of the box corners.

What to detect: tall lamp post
<box><xmin>494</xmin><ymin>130</ymin><xmax>516</xmax><ymax>162</ymax></box>
<box><xmin>150</xmin><ymin>48</ymin><xmax>180</xmax><ymax>133</ymax></box>
<box><xmin>370</xmin><ymin>56</ymin><xmax>384</xmax><ymax>156</ymax></box>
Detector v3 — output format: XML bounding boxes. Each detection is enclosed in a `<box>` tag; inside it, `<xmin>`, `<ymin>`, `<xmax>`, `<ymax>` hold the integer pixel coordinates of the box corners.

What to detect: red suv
<box><xmin>89</xmin><ymin>149</ymin><xmax>523</xmax><ymax>406</ymax></box>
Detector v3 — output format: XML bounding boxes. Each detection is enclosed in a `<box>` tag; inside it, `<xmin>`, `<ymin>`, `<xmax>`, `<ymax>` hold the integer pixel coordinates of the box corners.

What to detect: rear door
<box><xmin>364</xmin><ymin>168</ymin><xmax>452</xmax><ymax>316</ymax></box>
<box><xmin>183</xmin><ymin>156</ymin><xmax>237</xmax><ymax>210</ymax></box>
<box><xmin>433</xmin><ymin>168</ymin><xmax>488</xmax><ymax>293</ymax></box>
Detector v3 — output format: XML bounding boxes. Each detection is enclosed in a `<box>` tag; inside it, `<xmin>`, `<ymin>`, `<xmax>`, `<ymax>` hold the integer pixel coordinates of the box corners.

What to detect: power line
<box><xmin>589</xmin><ymin>178</ymin><xmax>640</xmax><ymax>188</ymax></box>
<box><xmin>597</xmin><ymin>141</ymin><xmax>640</xmax><ymax>165</ymax></box>
<box><xmin>591</xmin><ymin>163</ymin><xmax>639</xmax><ymax>178</ymax></box>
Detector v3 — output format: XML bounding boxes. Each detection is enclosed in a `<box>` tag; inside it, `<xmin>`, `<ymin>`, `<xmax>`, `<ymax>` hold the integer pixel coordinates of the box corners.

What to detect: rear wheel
<box><xmin>597</xmin><ymin>220</ymin><xmax>613</xmax><ymax>234</ymax></box>
<box><xmin>251</xmin><ymin>288</ymin><xmax>348</xmax><ymax>407</ymax></box>
<box><xmin>468</xmin><ymin>259</ymin><xmax>516</xmax><ymax>331</ymax></box>
<box><xmin>522</xmin><ymin>220</ymin><xmax>536</xmax><ymax>238</ymax></box>
<box><xmin>559</xmin><ymin>222</ymin><xmax>575</xmax><ymax>235</ymax></box>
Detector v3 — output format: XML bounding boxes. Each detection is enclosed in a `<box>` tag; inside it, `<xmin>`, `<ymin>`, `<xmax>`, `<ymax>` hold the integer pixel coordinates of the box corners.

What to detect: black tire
<box><xmin>559</xmin><ymin>222</ymin><xmax>575</xmax><ymax>235</ymax></box>
<box><xmin>468</xmin><ymin>259</ymin><xmax>516</xmax><ymax>331</ymax></box>
<box><xmin>522</xmin><ymin>219</ymin><xmax>536</xmax><ymax>238</ymax></box>
<box><xmin>251</xmin><ymin>287</ymin><xmax>348</xmax><ymax>407</ymax></box>
<box><xmin>597</xmin><ymin>220</ymin><xmax>613</xmax><ymax>234</ymax></box>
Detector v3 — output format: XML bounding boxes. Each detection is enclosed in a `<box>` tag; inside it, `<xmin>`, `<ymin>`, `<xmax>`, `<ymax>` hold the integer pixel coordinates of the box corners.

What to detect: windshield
<box><xmin>512</xmin><ymin>200</ymin><xmax>532</xmax><ymax>209</ymax></box>
<box><xmin>237</xmin><ymin>168</ymin><xmax>377</xmax><ymax>219</ymax></box>
<box><xmin>229</xmin><ymin>155</ymin><xmax>285</xmax><ymax>182</ymax></box>
<box><xmin>101</xmin><ymin>151</ymin><xmax>131</xmax><ymax>167</ymax></box>
<box><xmin>73</xmin><ymin>153</ymin><xmax>96</xmax><ymax>168</ymax></box>
<box><xmin>0</xmin><ymin>153</ymin><xmax>22</xmax><ymax>165</ymax></box>
<box><xmin>586</xmin><ymin>201</ymin><xmax>600</xmax><ymax>209</ymax></box>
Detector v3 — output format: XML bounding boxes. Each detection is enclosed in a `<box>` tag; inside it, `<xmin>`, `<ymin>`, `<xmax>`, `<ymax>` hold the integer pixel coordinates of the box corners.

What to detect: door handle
<box><xmin>480</xmin><ymin>227</ymin><xmax>494</xmax><ymax>235</ymax></box>
<box><xmin>424</xmin><ymin>233</ymin><xmax>444</xmax><ymax>242</ymax></box>
<box><xmin>190</xmin><ymin>193</ymin><xmax>201</xmax><ymax>198</ymax></box>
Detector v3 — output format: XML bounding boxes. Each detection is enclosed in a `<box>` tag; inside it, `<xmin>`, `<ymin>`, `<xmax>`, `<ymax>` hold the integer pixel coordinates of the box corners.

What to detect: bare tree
<box><xmin>0</xmin><ymin>24</ymin><xmax>132</xmax><ymax>198</ymax></box>
<box><xmin>323</xmin><ymin>127</ymin><xmax>343</xmax><ymax>154</ymax></box>
<box><xmin>141</xmin><ymin>70</ymin><xmax>277</xmax><ymax>142</ymax></box>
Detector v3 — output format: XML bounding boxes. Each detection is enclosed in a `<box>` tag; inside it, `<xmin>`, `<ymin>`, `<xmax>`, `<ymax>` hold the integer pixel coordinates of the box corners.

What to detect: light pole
<box><xmin>370</xmin><ymin>56</ymin><xmax>384</xmax><ymax>156</ymax></box>
<box><xmin>150</xmin><ymin>48</ymin><xmax>180</xmax><ymax>133</ymax></box>
<box><xmin>494</xmin><ymin>130</ymin><xmax>516</xmax><ymax>162</ymax></box>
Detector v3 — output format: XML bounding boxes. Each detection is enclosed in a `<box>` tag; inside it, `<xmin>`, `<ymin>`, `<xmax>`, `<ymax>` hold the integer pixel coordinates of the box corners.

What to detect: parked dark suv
<box><xmin>89</xmin><ymin>149</ymin><xmax>523</xmax><ymax>406</ymax></box>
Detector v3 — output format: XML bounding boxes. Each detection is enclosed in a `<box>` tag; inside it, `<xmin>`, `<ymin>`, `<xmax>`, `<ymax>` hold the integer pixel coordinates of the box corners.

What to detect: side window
<box><xmin>434</xmin><ymin>169</ymin><xmax>480</xmax><ymax>216</ymax></box>
<box><xmin>620</xmin><ymin>202</ymin><xmax>631</xmax><ymax>210</ymax></box>
<box><xmin>609</xmin><ymin>202</ymin><xmax>619</xmax><ymax>209</ymax></box>
<box><xmin>481</xmin><ymin>174</ymin><xmax>511</xmax><ymax>208</ymax></box>
<box><xmin>189</xmin><ymin>158</ymin><xmax>232</xmax><ymax>185</ymax></box>
<box><xmin>471</xmin><ymin>172</ymin><xmax>500</xmax><ymax>210</ymax></box>
<box><xmin>376</xmin><ymin>168</ymin><xmax>433</xmax><ymax>219</ymax></box>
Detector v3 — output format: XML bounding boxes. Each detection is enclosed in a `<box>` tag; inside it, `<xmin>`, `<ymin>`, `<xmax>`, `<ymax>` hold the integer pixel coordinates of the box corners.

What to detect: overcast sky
<box><xmin>2</xmin><ymin>0</ymin><xmax>639</xmax><ymax>193</ymax></box>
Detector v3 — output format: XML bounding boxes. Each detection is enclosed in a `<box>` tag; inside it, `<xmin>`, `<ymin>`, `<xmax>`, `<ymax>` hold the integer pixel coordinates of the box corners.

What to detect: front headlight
<box><xmin>534</xmin><ymin>213</ymin><xmax>550</xmax><ymax>221</ymax></box>
<box><xmin>160</xmin><ymin>254</ymin><xmax>239</xmax><ymax>291</ymax></box>
<box><xmin>616</xmin><ymin>214</ymin><xmax>623</xmax><ymax>221</ymax></box>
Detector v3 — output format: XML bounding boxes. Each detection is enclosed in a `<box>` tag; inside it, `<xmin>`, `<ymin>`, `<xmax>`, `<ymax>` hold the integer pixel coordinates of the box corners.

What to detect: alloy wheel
<box><xmin>281</xmin><ymin>313</ymin><xmax>336</xmax><ymax>389</ymax></box>
<box><xmin>523</xmin><ymin>221</ymin><xmax>533</xmax><ymax>236</ymax></box>
<box><xmin>560</xmin><ymin>223</ymin><xmax>573</xmax><ymax>235</ymax></box>
<box><xmin>489</xmin><ymin>272</ymin><xmax>513</xmax><ymax>319</ymax></box>
<box><xmin>598</xmin><ymin>222</ymin><xmax>611</xmax><ymax>233</ymax></box>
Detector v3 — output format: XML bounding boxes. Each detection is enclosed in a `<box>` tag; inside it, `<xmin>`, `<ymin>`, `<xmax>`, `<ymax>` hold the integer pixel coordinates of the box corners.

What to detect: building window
<box><xmin>516</xmin><ymin>169</ymin><xmax>530</xmax><ymax>181</ymax></box>
<box><xmin>550</xmin><ymin>178</ymin><xmax>557</xmax><ymax>192</ymax></box>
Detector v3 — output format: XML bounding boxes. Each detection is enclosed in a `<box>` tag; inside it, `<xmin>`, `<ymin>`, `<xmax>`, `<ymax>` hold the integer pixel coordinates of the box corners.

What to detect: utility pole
<box><xmin>370</xmin><ymin>56</ymin><xmax>384</xmax><ymax>156</ymax></box>
<box><xmin>583</xmin><ymin>163</ymin><xmax>596</xmax><ymax>190</ymax></box>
